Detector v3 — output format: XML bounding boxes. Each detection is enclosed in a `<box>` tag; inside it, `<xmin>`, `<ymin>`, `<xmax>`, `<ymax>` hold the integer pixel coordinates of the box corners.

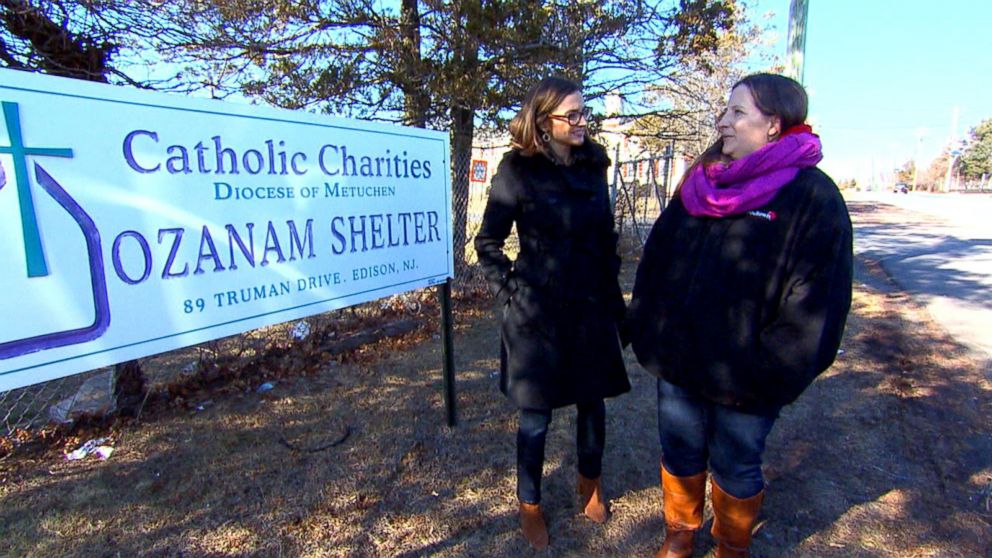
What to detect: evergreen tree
<box><xmin>959</xmin><ymin>118</ymin><xmax>992</xmax><ymax>182</ymax></box>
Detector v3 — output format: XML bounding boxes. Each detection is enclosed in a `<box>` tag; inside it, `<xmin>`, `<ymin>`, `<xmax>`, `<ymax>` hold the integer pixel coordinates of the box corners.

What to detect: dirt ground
<box><xmin>1</xmin><ymin>201</ymin><xmax>990</xmax><ymax>557</ymax></box>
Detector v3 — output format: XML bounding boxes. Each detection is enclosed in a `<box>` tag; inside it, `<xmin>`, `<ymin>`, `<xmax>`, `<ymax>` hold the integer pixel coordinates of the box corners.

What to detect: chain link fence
<box><xmin>0</xmin><ymin>137</ymin><xmax>677</xmax><ymax>442</ymax></box>
<box><xmin>610</xmin><ymin>145</ymin><xmax>677</xmax><ymax>253</ymax></box>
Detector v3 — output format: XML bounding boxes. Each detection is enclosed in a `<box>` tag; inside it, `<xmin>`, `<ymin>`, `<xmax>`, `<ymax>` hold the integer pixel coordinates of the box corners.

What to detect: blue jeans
<box><xmin>656</xmin><ymin>379</ymin><xmax>779</xmax><ymax>499</ymax></box>
<box><xmin>517</xmin><ymin>400</ymin><xmax>605</xmax><ymax>504</ymax></box>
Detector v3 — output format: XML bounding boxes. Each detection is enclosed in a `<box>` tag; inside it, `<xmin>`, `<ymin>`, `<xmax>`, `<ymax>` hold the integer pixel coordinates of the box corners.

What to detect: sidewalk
<box><xmin>848</xmin><ymin>195</ymin><xmax>992</xmax><ymax>366</ymax></box>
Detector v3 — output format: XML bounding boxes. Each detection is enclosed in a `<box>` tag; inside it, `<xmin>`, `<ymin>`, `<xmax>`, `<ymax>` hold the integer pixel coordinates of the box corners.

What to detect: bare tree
<box><xmin>630</xmin><ymin>1</ymin><xmax>780</xmax><ymax>156</ymax></box>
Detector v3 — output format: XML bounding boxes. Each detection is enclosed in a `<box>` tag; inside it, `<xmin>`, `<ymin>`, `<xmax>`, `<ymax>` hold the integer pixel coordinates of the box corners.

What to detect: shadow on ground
<box><xmin>1</xmin><ymin>207</ymin><xmax>990</xmax><ymax>556</ymax></box>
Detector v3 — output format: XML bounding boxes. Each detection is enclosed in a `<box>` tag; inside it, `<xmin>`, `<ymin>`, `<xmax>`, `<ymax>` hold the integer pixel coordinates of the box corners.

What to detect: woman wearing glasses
<box><xmin>475</xmin><ymin>76</ymin><xmax>629</xmax><ymax>549</ymax></box>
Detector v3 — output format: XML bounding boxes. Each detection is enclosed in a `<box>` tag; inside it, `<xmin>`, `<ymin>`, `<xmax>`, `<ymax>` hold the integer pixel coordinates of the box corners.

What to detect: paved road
<box><xmin>848</xmin><ymin>191</ymin><xmax>992</xmax><ymax>366</ymax></box>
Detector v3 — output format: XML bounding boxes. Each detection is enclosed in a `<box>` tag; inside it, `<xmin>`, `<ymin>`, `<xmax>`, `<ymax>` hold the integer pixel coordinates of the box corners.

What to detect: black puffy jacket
<box><xmin>627</xmin><ymin>167</ymin><xmax>852</xmax><ymax>413</ymax></box>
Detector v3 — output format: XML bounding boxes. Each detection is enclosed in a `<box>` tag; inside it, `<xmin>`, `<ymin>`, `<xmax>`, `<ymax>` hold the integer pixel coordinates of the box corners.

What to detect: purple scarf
<box><xmin>680</xmin><ymin>131</ymin><xmax>823</xmax><ymax>218</ymax></box>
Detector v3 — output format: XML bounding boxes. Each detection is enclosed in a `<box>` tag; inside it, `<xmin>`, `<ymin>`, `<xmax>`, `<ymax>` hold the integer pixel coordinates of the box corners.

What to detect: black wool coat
<box><xmin>474</xmin><ymin>142</ymin><xmax>630</xmax><ymax>410</ymax></box>
<box><xmin>627</xmin><ymin>167</ymin><xmax>853</xmax><ymax>413</ymax></box>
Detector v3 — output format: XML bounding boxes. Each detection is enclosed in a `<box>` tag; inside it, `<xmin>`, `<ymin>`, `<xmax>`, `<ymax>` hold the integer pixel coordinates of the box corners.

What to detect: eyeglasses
<box><xmin>546</xmin><ymin>107</ymin><xmax>591</xmax><ymax>126</ymax></box>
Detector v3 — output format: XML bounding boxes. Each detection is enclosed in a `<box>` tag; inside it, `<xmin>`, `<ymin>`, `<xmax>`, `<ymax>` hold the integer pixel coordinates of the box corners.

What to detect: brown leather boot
<box><xmin>519</xmin><ymin>502</ymin><xmax>549</xmax><ymax>549</ymax></box>
<box><xmin>577</xmin><ymin>474</ymin><xmax>609</xmax><ymax>524</ymax></box>
<box><xmin>654</xmin><ymin>467</ymin><xmax>707</xmax><ymax>558</ymax></box>
<box><xmin>710</xmin><ymin>479</ymin><xmax>764</xmax><ymax>558</ymax></box>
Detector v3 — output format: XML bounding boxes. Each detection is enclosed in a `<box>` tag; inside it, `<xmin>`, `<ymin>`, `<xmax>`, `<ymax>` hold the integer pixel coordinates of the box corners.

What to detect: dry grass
<box><xmin>1</xmin><ymin>201</ymin><xmax>990</xmax><ymax>557</ymax></box>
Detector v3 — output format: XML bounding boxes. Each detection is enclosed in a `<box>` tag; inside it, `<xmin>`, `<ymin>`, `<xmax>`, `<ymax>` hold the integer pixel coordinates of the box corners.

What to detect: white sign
<box><xmin>0</xmin><ymin>69</ymin><xmax>452</xmax><ymax>392</ymax></box>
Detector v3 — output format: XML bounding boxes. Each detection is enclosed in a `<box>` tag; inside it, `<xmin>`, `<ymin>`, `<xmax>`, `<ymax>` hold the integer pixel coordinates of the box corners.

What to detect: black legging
<box><xmin>517</xmin><ymin>399</ymin><xmax>606</xmax><ymax>504</ymax></box>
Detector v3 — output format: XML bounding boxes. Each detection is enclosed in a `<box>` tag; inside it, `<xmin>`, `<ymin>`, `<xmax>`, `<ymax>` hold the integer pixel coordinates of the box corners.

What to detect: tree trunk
<box><xmin>446</xmin><ymin>0</ymin><xmax>482</xmax><ymax>279</ymax></box>
<box><xmin>113</xmin><ymin>359</ymin><xmax>145</xmax><ymax>416</ymax></box>
<box><xmin>450</xmin><ymin>104</ymin><xmax>474</xmax><ymax>276</ymax></box>
<box><xmin>399</xmin><ymin>0</ymin><xmax>428</xmax><ymax>127</ymax></box>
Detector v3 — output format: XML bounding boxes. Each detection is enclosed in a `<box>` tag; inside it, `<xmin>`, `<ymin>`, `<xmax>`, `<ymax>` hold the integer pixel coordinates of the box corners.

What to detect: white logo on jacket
<box><xmin>746</xmin><ymin>210</ymin><xmax>777</xmax><ymax>221</ymax></box>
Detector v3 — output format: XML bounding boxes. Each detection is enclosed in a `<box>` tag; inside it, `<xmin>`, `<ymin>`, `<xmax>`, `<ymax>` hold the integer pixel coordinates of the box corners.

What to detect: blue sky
<box><xmin>752</xmin><ymin>0</ymin><xmax>992</xmax><ymax>182</ymax></box>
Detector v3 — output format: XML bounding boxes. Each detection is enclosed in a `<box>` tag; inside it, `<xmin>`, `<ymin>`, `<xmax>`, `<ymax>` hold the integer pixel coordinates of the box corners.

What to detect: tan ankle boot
<box><xmin>654</xmin><ymin>467</ymin><xmax>707</xmax><ymax>558</ymax></box>
<box><xmin>710</xmin><ymin>480</ymin><xmax>764</xmax><ymax>558</ymax></box>
<box><xmin>577</xmin><ymin>474</ymin><xmax>609</xmax><ymax>524</ymax></box>
<box><xmin>519</xmin><ymin>502</ymin><xmax>549</xmax><ymax>549</ymax></box>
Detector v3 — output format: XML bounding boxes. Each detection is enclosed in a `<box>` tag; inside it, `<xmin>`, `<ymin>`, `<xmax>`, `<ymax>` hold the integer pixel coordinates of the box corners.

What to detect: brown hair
<box><xmin>509</xmin><ymin>76</ymin><xmax>581</xmax><ymax>157</ymax></box>
<box><xmin>678</xmin><ymin>73</ymin><xmax>809</xmax><ymax>190</ymax></box>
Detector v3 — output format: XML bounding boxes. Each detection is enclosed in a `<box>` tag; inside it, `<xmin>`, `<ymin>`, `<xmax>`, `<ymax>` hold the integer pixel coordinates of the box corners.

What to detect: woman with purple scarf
<box><xmin>626</xmin><ymin>73</ymin><xmax>853</xmax><ymax>558</ymax></box>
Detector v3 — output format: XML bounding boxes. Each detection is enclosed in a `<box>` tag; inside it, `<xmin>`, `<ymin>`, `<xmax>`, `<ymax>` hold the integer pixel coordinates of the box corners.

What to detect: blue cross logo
<box><xmin>1</xmin><ymin>99</ymin><xmax>110</xmax><ymax>361</ymax></box>
<box><xmin>0</xmin><ymin>101</ymin><xmax>74</xmax><ymax>277</ymax></box>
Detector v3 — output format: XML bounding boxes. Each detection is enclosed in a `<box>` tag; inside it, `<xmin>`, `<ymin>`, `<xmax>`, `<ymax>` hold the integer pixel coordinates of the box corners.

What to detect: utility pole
<box><xmin>912</xmin><ymin>128</ymin><xmax>926</xmax><ymax>191</ymax></box>
<box><xmin>786</xmin><ymin>0</ymin><xmax>809</xmax><ymax>84</ymax></box>
<box><xmin>942</xmin><ymin>107</ymin><xmax>960</xmax><ymax>193</ymax></box>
